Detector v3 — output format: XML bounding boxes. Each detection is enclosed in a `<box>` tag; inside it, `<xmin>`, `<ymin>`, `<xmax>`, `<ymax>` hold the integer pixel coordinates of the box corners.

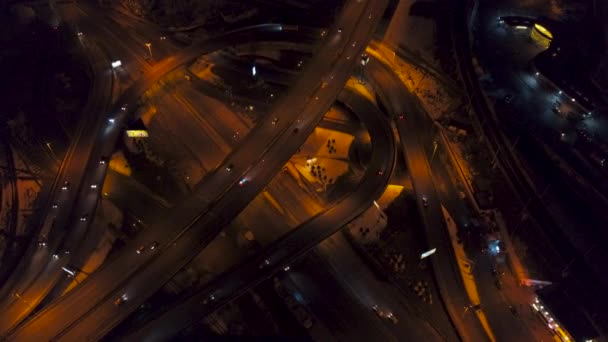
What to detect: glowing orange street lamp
<box><xmin>145</xmin><ymin>42</ymin><xmax>152</xmax><ymax>60</ymax></box>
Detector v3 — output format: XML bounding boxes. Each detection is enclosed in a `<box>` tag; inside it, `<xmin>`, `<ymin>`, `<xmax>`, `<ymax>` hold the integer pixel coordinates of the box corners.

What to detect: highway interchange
<box><xmin>0</xmin><ymin>0</ymin><xmax>548</xmax><ymax>340</ymax></box>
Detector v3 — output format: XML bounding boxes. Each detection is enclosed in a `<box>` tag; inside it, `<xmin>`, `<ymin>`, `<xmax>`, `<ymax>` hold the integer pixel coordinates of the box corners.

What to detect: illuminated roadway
<box><xmin>0</xmin><ymin>19</ymin><xmax>306</xmax><ymax>337</ymax></box>
<box><xmin>121</xmin><ymin>87</ymin><xmax>397</xmax><ymax>341</ymax></box>
<box><xmin>123</xmin><ymin>55</ymin><xmax>487</xmax><ymax>341</ymax></box>
<box><xmin>0</xmin><ymin>0</ymin><xmax>179</xmax><ymax>331</ymax></box>
<box><xmin>0</xmin><ymin>3</ymin><xmax>115</xmax><ymax>333</ymax></box>
<box><xmin>8</xmin><ymin>1</ymin><xmax>389</xmax><ymax>340</ymax></box>
<box><xmin>365</xmin><ymin>58</ymin><xmax>490</xmax><ymax>341</ymax></box>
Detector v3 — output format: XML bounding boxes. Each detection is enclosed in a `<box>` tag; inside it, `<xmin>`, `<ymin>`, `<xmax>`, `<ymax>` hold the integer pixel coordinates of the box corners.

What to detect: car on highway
<box><xmin>422</xmin><ymin>196</ymin><xmax>429</xmax><ymax>208</ymax></box>
<box><xmin>226</xmin><ymin>164</ymin><xmax>233</xmax><ymax>172</ymax></box>
<box><xmin>272</xmin><ymin>117</ymin><xmax>279</xmax><ymax>125</ymax></box>
<box><xmin>61</xmin><ymin>181</ymin><xmax>70</xmax><ymax>190</ymax></box>
<box><xmin>136</xmin><ymin>245</ymin><xmax>146</xmax><ymax>254</ymax></box>
<box><xmin>99</xmin><ymin>156</ymin><xmax>107</xmax><ymax>164</ymax></box>
<box><xmin>337</xmin><ymin>28</ymin><xmax>342</xmax><ymax>33</ymax></box>
<box><xmin>80</xmin><ymin>215</ymin><xmax>87</xmax><ymax>222</ymax></box>
<box><xmin>376</xmin><ymin>169</ymin><xmax>384</xmax><ymax>176</ymax></box>
<box><xmin>77</xmin><ymin>31</ymin><xmax>83</xmax><ymax>36</ymax></box>
<box><xmin>399</xmin><ymin>114</ymin><xmax>404</xmax><ymax>120</ymax></box>
<box><xmin>238</xmin><ymin>178</ymin><xmax>248</xmax><ymax>186</ymax></box>
<box><xmin>372</xmin><ymin>305</ymin><xmax>398</xmax><ymax>324</ymax></box>
<box><xmin>385</xmin><ymin>311</ymin><xmax>398</xmax><ymax>324</ymax></box>
<box><xmin>149</xmin><ymin>242</ymin><xmax>159</xmax><ymax>250</ymax></box>
<box><xmin>114</xmin><ymin>294</ymin><xmax>128</xmax><ymax>306</ymax></box>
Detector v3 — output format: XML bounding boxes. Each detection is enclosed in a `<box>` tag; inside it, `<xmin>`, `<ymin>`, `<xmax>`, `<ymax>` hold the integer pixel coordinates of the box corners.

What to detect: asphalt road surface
<box><xmin>8</xmin><ymin>1</ymin><xmax>388</xmax><ymax>340</ymax></box>
<box><xmin>0</xmin><ymin>3</ymin><xmax>117</xmax><ymax>333</ymax></box>
<box><xmin>121</xmin><ymin>86</ymin><xmax>396</xmax><ymax>341</ymax></box>
<box><xmin>365</xmin><ymin>58</ymin><xmax>490</xmax><ymax>342</ymax></box>
<box><xmin>0</xmin><ymin>22</ymin><xmax>314</xmax><ymax>339</ymax></box>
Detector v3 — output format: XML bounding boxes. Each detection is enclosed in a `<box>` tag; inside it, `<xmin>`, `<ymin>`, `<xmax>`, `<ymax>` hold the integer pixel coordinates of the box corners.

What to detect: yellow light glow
<box><xmin>533</xmin><ymin>24</ymin><xmax>553</xmax><ymax>39</ymax></box>
<box><xmin>126</xmin><ymin>130</ymin><xmax>149</xmax><ymax>138</ymax></box>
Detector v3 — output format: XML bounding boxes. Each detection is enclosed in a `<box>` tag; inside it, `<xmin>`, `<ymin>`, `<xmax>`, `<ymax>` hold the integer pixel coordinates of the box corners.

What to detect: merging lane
<box><xmin>123</xmin><ymin>87</ymin><xmax>397</xmax><ymax>341</ymax></box>
<box><xmin>366</xmin><ymin>58</ymin><xmax>490</xmax><ymax>342</ymax></box>
<box><xmin>0</xmin><ymin>23</ymin><xmax>317</xmax><ymax>339</ymax></box>
<box><xmin>8</xmin><ymin>1</ymin><xmax>388</xmax><ymax>340</ymax></box>
<box><xmin>0</xmin><ymin>5</ymin><xmax>115</xmax><ymax>333</ymax></box>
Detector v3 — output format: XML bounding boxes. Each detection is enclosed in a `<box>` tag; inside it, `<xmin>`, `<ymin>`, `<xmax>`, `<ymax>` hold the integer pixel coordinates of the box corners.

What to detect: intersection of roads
<box><xmin>0</xmin><ymin>0</ymin><xmax>547</xmax><ymax>341</ymax></box>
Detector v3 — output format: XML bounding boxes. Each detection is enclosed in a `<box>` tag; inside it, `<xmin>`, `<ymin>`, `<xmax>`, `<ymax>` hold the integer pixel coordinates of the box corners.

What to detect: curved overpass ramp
<box><xmin>7</xmin><ymin>1</ymin><xmax>389</xmax><ymax>340</ymax></box>
<box><xmin>119</xmin><ymin>87</ymin><xmax>397</xmax><ymax>341</ymax></box>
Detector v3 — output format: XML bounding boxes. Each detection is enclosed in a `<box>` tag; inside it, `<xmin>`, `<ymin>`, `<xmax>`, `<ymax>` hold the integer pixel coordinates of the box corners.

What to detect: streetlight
<box><xmin>45</xmin><ymin>142</ymin><xmax>55</xmax><ymax>155</ymax></box>
<box><xmin>45</xmin><ymin>142</ymin><xmax>59</xmax><ymax>164</ymax></box>
<box><xmin>431</xmin><ymin>140</ymin><xmax>438</xmax><ymax>163</ymax></box>
<box><xmin>145</xmin><ymin>42</ymin><xmax>152</xmax><ymax>60</ymax></box>
<box><xmin>14</xmin><ymin>292</ymin><xmax>33</xmax><ymax>310</ymax></box>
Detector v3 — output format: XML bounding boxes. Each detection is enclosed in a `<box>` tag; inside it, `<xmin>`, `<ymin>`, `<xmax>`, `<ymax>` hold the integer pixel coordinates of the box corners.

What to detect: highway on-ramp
<box><xmin>0</xmin><ymin>6</ymin><xmax>115</xmax><ymax>333</ymax></box>
<box><xmin>7</xmin><ymin>1</ymin><xmax>388</xmax><ymax>340</ymax></box>
<box><xmin>0</xmin><ymin>22</ymin><xmax>310</xmax><ymax>338</ymax></box>
<box><xmin>120</xmin><ymin>87</ymin><xmax>398</xmax><ymax>341</ymax></box>
<box><xmin>365</xmin><ymin>58</ymin><xmax>490</xmax><ymax>342</ymax></box>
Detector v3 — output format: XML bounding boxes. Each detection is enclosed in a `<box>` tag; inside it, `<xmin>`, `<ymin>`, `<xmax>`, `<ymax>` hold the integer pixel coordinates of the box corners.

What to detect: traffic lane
<box><xmin>67</xmin><ymin>3</ymin><xmax>177</xmax><ymax>71</ymax></box>
<box><xmin>57</xmin><ymin>47</ymin><xmax>391</xmax><ymax>339</ymax></box>
<box><xmin>281</xmin><ymin>258</ymin><xmax>399</xmax><ymax>342</ymax></box>
<box><xmin>0</xmin><ymin>251</ymin><xmax>67</xmax><ymax>335</ymax></box>
<box><xmin>0</xmin><ymin>33</ymin><xmax>115</xmax><ymax>333</ymax></box>
<box><xmin>426</xmin><ymin>137</ymin><xmax>539</xmax><ymax>341</ymax></box>
<box><xmin>122</xmin><ymin>86</ymin><xmax>395</xmax><ymax>341</ymax></box>
<box><xmin>178</xmin><ymin>85</ymin><xmax>251</xmax><ymax>149</ymax></box>
<box><xmin>6</xmin><ymin>25</ymin><xmax>306</xmax><ymax>340</ymax></box>
<box><xmin>315</xmin><ymin>233</ymin><xmax>447</xmax><ymax>341</ymax></box>
<box><xmin>11</xmin><ymin>1</ymin><xmax>384</xmax><ymax>339</ymax></box>
<box><xmin>75</xmin><ymin>2</ymin><xmax>176</xmax><ymax>61</ymax></box>
<box><xmin>63</xmin><ymin>3</ymin><xmax>156</xmax><ymax>71</ymax></box>
<box><xmin>57</xmin><ymin>4</ymin><xmax>150</xmax><ymax>79</ymax></box>
<box><xmin>264</xmin><ymin>172</ymin><xmax>323</xmax><ymax>228</ymax></box>
<box><xmin>474</xmin><ymin>254</ymin><xmax>531</xmax><ymax>340</ymax></box>
<box><xmin>366</xmin><ymin>60</ymin><xmax>490</xmax><ymax>341</ymax></box>
<box><xmin>162</xmin><ymin>91</ymin><xmax>233</xmax><ymax>173</ymax></box>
